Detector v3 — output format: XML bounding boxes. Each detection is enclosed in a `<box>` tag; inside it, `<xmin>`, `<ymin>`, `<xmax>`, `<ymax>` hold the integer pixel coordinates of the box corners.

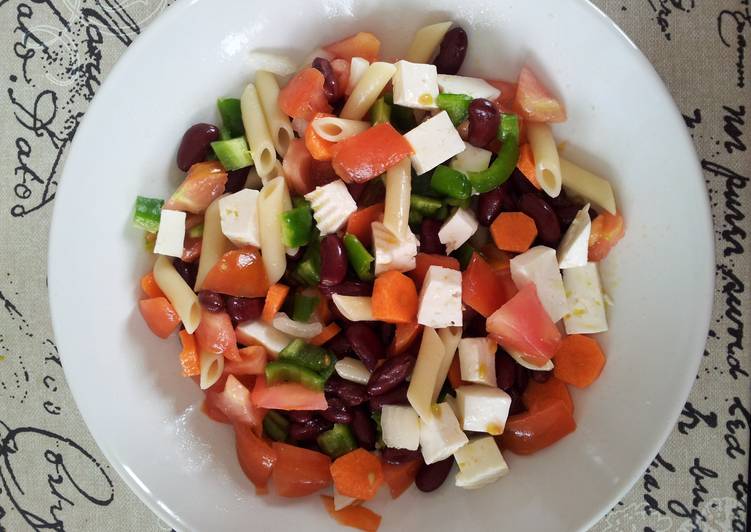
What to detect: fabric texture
<box><xmin>0</xmin><ymin>1</ymin><xmax>748</xmax><ymax>530</ymax></box>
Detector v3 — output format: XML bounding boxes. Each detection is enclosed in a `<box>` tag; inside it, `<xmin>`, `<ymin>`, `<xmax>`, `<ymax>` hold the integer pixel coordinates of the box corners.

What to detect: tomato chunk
<box><xmin>224</xmin><ymin>346</ymin><xmax>268</xmax><ymax>375</ymax></box>
<box><xmin>332</xmin><ymin>123</ymin><xmax>413</xmax><ymax>183</ymax></box>
<box><xmin>235</xmin><ymin>423</ymin><xmax>276</xmax><ymax>493</ymax></box>
<box><xmin>283</xmin><ymin>138</ymin><xmax>315</xmax><ymax>195</ymax></box>
<box><xmin>345</xmin><ymin>203</ymin><xmax>384</xmax><ymax>248</ymax></box>
<box><xmin>588</xmin><ymin>212</ymin><xmax>625</xmax><ymax>262</ymax></box>
<box><xmin>165</xmin><ymin>161</ymin><xmax>228</xmax><ymax>214</ymax></box>
<box><xmin>279</xmin><ymin>68</ymin><xmax>332</xmax><ymax>121</ymax></box>
<box><xmin>381</xmin><ymin>458</ymin><xmax>420</xmax><ymax>499</ymax></box>
<box><xmin>462</xmin><ymin>253</ymin><xmax>511</xmax><ymax>317</ymax></box>
<box><xmin>251</xmin><ymin>376</ymin><xmax>328</xmax><ymax>411</ymax></box>
<box><xmin>138</xmin><ymin>297</ymin><xmax>181</xmax><ymax>338</ymax></box>
<box><xmin>513</xmin><ymin>66</ymin><xmax>566</xmax><ymax>123</ymax></box>
<box><xmin>272</xmin><ymin>442</ymin><xmax>332</xmax><ymax>497</ymax></box>
<box><xmin>205</xmin><ymin>375</ymin><xmax>264</xmax><ymax>428</ymax></box>
<box><xmin>324</xmin><ymin>32</ymin><xmax>381</xmax><ymax>62</ymax></box>
<box><xmin>498</xmin><ymin>399</ymin><xmax>576</xmax><ymax>455</ymax></box>
<box><xmin>195</xmin><ymin>308</ymin><xmax>241</xmax><ymax>361</ymax></box>
<box><xmin>202</xmin><ymin>246</ymin><xmax>269</xmax><ymax>298</ymax></box>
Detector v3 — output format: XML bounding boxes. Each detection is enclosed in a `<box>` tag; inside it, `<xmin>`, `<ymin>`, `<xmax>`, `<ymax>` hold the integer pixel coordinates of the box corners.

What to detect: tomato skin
<box><xmin>513</xmin><ymin>66</ymin><xmax>566</xmax><ymax>123</ymax></box>
<box><xmin>486</xmin><ymin>79</ymin><xmax>517</xmax><ymax>114</ymax></box>
<box><xmin>205</xmin><ymin>375</ymin><xmax>264</xmax><ymax>428</ymax></box>
<box><xmin>324</xmin><ymin>32</ymin><xmax>380</xmax><ymax>62</ymax></box>
<box><xmin>345</xmin><ymin>202</ymin><xmax>384</xmax><ymax>248</ymax></box>
<box><xmin>498</xmin><ymin>399</ymin><xmax>576</xmax><ymax>455</ymax></box>
<box><xmin>272</xmin><ymin>442</ymin><xmax>332</xmax><ymax>497</ymax></box>
<box><xmin>251</xmin><ymin>376</ymin><xmax>328</xmax><ymax>411</ymax></box>
<box><xmin>486</xmin><ymin>283</ymin><xmax>562</xmax><ymax>364</ymax></box>
<box><xmin>462</xmin><ymin>253</ymin><xmax>511</xmax><ymax>317</ymax></box>
<box><xmin>279</xmin><ymin>68</ymin><xmax>332</xmax><ymax>121</ymax></box>
<box><xmin>201</xmin><ymin>246</ymin><xmax>269</xmax><ymax>298</ymax></box>
<box><xmin>165</xmin><ymin>161</ymin><xmax>228</xmax><ymax>214</ymax></box>
<box><xmin>331</xmin><ymin>123</ymin><xmax>414</xmax><ymax>183</ymax></box>
<box><xmin>588</xmin><ymin>212</ymin><xmax>625</xmax><ymax>262</ymax></box>
<box><xmin>330</xmin><ymin>59</ymin><xmax>350</xmax><ymax>100</ymax></box>
<box><xmin>235</xmin><ymin>423</ymin><xmax>277</xmax><ymax>493</ymax></box>
<box><xmin>195</xmin><ymin>308</ymin><xmax>241</xmax><ymax>361</ymax></box>
<box><xmin>138</xmin><ymin>297</ymin><xmax>181</xmax><ymax>338</ymax></box>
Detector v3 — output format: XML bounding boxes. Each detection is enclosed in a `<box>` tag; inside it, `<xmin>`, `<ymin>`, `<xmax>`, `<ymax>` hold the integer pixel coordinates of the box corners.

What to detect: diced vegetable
<box><xmin>436</xmin><ymin>93</ymin><xmax>472</xmax><ymax>126</ymax></box>
<box><xmin>265</xmin><ymin>361</ymin><xmax>326</xmax><ymax>391</ymax></box>
<box><xmin>387</xmin><ymin>322</ymin><xmax>422</xmax><ymax>357</ymax></box>
<box><xmin>283</xmin><ymin>138</ymin><xmax>316</xmax><ymax>195</ymax></box>
<box><xmin>382</xmin><ymin>94</ymin><xmax>418</xmax><ymax>133</ymax></box>
<box><xmin>281</xmin><ymin>204</ymin><xmax>313</xmax><ymax>248</ymax></box>
<box><xmin>370</xmin><ymin>96</ymin><xmax>392</xmax><ymax>124</ymax></box>
<box><xmin>490</xmin><ymin>212</ymin><xmax>537</xmax><ymax>253</ymax></box>
<box><xmin>295</xmin><ymin>236</ymin><xmax>322</xmax><ymax>286</ymax></box>
<box><xmin>467</xmin><ymin>114</ymin><xmax>520</xmax><ymax>193</ymax></box>
<box><xmin>588</xmin><ymin>212</ymin><xmax>625</xmax><ymax>262</ymax></box>
<box><xmin>278</xmin><ymin>339</ymin><xmax>335</xmax><ymax>377</ymax></box>
<box><xmin>206</xmin><ymin>375</ymin><xmax>264</xmax><ymax>428</ymax></box>
<box><xmin>133</xmin><ymin>196</ymin><xmax>164</xmax><ymax>233</ymax></box>
<box><xmin>331</xmin><ymin>123</ymin><xmax>414</xmax><ymax>184</ymax></box>
<box><xmin>452</xmin><ymin>243</ymin><xmax>474</xmax><ymax>270</ymax></box>
<box><xmin>343</xmin><ymin>234</ymin><xmax>375</xmax><ymax>281</ymax></box>
<box><xmin>195</xmin><ymin>308</ymin><xmax>241</xmax><ymax>361</ymax></box>
<box><xmin>516</xmin><ymin>143</ymin><xmax>540</xmax><ymax>189</ymax></box>
<box><xmin>318</xmin><ymin>424</ymin><xmax>358</xmax><ymax>458</ymax></box>
<box><xmin>279</xmin><ymin>68</ymin><xmax>332</xmax><ymax>121</ymax></box>
<box><xmin>321</xmin><ymin>496</ymin><xmax>382</xmax><ymax>532</ymax></box>
<box><xmin>522</xmin><ymin>376</ymin><xmax>574</xmax><ymax>415</ymax></box>
<box><xmin>224</xmin><ymin>345</ymin><xmax>268</xmax><ymax>375</ymax></box>
<box><xmin>217</xmin><ymin>97</ymin><xmax>245</xmax><ymax>137</ymax></box>
<box><xmin>292</xmin><ymin>293</ymin><xmax>319</xmax><ymax>322</ymax></box>
<box><xmin>499</xmin><ymin>399</ymin><xmax>576</xmax><ymax>455</ymax></box>
<box><xmin>235</xmin><ymin>423</ymin><xmax>276</xmax><ymax>494</ymax></box>
<box><xmin>431</xmin><ymin>165</ymin><xmax>471</xmax><ymax>199</ymax></box>
<box><xmin>262</xmin><ymin>283</ymin><xmax>290</xmax><ymax>323</ymax></box>
<box><xmin>461</xmin><ymin>253</ymin><xmax>510</xmax><ymax>317</ymax></box>
<box><xmin>210</xmin><ymin>137</ymin><xmax>253</xmax><ymax>171</ymax></box>
<box><xmin>139</xmin><ymin>297</ymin><xmax>181</xmax><ymax>338</ymax></box>
<box><xmin>263</xmin><ymin>410</ymin><xmax>290</xmax><ymax>442</ymax></box>
<box><xmin>310</xmin><ymin>323</ymin><xmax>342</xmax><ymax>347</ymax></box>
<box><xmin>513</xmin><ymin>66</ymin><xmax>566</xmax><ymax>123</ymax></box>
<box><xmin>330</xmin><ymin>448</ymin><xmax>384</xmax><ymax>500</ymax></box>
<box><xmin>381</xmin><ymin>458</ymin><xmax>420</xmax><ymax>499</ymax></box>
<box><xmin>553</xmin><ymin>335</ymin><xmax>606</xmax><ymax>388</ymax></box>
<box><xmin>345</xmin><ymin>203</ymin><xmax>384</xmax><ymax>248</ymax></box>
<box><xmin>409</xmin><ymin>194</ymin><xmax>443</xmax><ymax>216</ymax></box>
<box><xmin>140</xmin><ymin>271</ymin><xmax>165</xmax><ymax>298</ymax></box>
<box><xmin>305</xmin><ymin>112</ymin><xmax>337</xmax><ymax>161</ymax></box>
<box><xmin>272</xmin><ymin>442</ymin><xmax>332</xmax><ymax>497</ymax></box>
<box><xmin>324</xmin><ymin>32</ymin><xmax>381</xmax><ymax>62</ymax></box>
<box><xmin>251</xmin><ymin>375</ymin><xmax>327</xmax><ymax>411</ymax></box>
<box><xmin>178</xmin><ymin>330</ymin><xmax>200</xmax><ymax>377</ymax></box>
<box><xmin>202</xmin><ymin>246</ymin><xmax>270</xmax><ymax>298</ymax></box>
<box><xmin>371</xmin><ymin>271</ymin><xmax>418</xmax><ymax>324</ymax></box>
<box><xmin>165</xmin><ymin>161</ymin><xmax>228</xmax><ymax>214</ymax></box>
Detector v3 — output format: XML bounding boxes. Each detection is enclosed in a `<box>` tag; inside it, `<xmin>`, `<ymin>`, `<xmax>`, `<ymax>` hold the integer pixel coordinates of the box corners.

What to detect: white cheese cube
<box><xmin>404</xmin><ymin>111</ymin><xmax>465</xmax><ymax>175</ymax></box>
<box><xmin>443</xmin><ymin>394</ymin><xmax>461</xmax><ymax>422</ymax></box>
<box><xmin>419</xmin><ymin>403</ymin><xmax>468</xmax><ymax>464</ymax></box>
<box><xmin>347</xmin><ymin>57</ymin><xmax>370</xmax><ymax>95</ymax></box>
<box><xmin>438</xmin><ymin>208</ymin><xmax>478</xmax><ymax>254</ymax></box>
<box><xmin>456</xmin><ymin>385</ymin><xmax>512</xmax><ymax>436</ymax></box>
<box><xmin>458</xmin><ymin>338</ymin><xmax>497</xmax><ymax>386</ymax></box>
<box><xmin>510</xmin><ymin>246</ymin><xmax>568</xmax><ymax>322</ymax></box>
<box><xmin>437</xmin><ymin>74</ymin><xmax>501</xmax><ymax>100</ymax></box>
<box><xmin>304</xmin><ymin>180</ymin><xmax>358</xmax><ymax>235</ymax></box>
<box><xmin>334</xmin><ymin>357</ymin><xmax>371</xmax><ymax>385</ymax></box>
<box><xmin>506</xmin><ymin>348</ymin><xmax>555</xmax><ymax>371</ymax></box>
<box><xmin>382</xmin><ymin>405</ymin><xmax>421</xmax><ymax>451</ymax></box>
<box><xmin>218</xmin><ymin>189</ymin><xmax>261</xmax><ymax>247</ymax></box>
<box><xmin>454</xmin><ymin>436</ymin><xmax>509</xmax><ymax>489</ymax></box>
<box><xmin>331</xmin><ymin>295</ymin><xmax>374</xmax><ymax>322</ymax></box>
<box><xmin>393</xmin><ymin>60</ymin><xmax>439</xmax><ymax>110</ymax></box>
<box><xmin>154</xmin><ymin>209</ymin><xmax>186</xmax><ymax>257</ymax></box>
<box><xmin>563</xmin><ymin>262</ymin><xmax>608</xmax><ymax>334</ymax></box>
<box><xmin>235</xmin><ymin>320</ymin><xmax>292</xmax><ymax>357</ymax></box>
<box><xmin>417</xmin><ymin>266</ymin><xmax>463</xmax><ymax>328</ymax></box>
<box><xmin>372</xmin><ymin>222</ymin><xmax>418</xmax><ymax>274</ymax></box>
<box><xmin>557</xmin><ymin>204</ymin><xmax>591</xmax><ymax>269</ymax></box>
<box><xmin>451</xmin><ymin>143</ymin><xmax>492</xmax><ymax>174</ymax></box>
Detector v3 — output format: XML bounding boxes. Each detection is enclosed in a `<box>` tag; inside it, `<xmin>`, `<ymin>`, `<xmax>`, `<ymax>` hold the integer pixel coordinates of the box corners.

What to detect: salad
<box><xmin>134</xmin><ymin>21</ymin><xmax>625</xmax><ymax>531</ymax></box>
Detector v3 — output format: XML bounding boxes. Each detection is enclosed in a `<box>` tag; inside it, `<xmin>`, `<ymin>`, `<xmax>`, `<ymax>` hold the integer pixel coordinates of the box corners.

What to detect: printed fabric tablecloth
<box><xmin>0</xmin><ymin>1</ymin><xmax>748</xmax><ymax>530</ymax></box>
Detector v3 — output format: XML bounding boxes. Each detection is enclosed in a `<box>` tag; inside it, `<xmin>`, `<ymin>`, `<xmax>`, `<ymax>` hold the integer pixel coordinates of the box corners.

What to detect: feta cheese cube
<box><xmin>451</xmin><ymin>143</ymin><xmax>492</xmax><ymax>174</ymax></box>
<box><xmin>404</xmin><ymin>111</ymin><xmax>465</xmax><ymax>175</ymax></box>
<box><xmin>382</xmin><ymin>405</ymin><xmax>421</xmax><ymax>450</ymax></box>
<box><xmin>372</xmin><ymin>222</ymin><xmax>418</xmax><ymax>274</ymax></box>
<box><xmin>334</xmin><ymin>357</ymin><xmax>371</xmax><ymax>385</ymax></box>
<box><xmin>438</xmin><ymin>208</ymin><xmax>478</xmax><ymax>254</ymax></box>
<box><xmin>456</xmin><ymin>385</ymin><xmax>512</xmax><ymax>435</ymax></box>
<box><xmin>510</xmin><ymin>246</ymin><xmax>568</xmax><ymax>322</ymax></box>
<box><xmin>235</xmin><ymin>320</ymin><xmax>292</xmax><ymax>357</ymax></box>
<box><xmin>304</xmin><ymin>180</ymin><xmax>358</xmax><ymax>235</ymax></box>
<box><xmin>557</xmin><ymin>204</ymin><xmax>591</xmax><ymax>269</ymax></box>
<box><xmin>154</xmin><ymin>209</ymin><xmax>186</xmax><ymax>257</ymax></box>
<box><xmin>458</xmin><ymin>338</ymin><xmax>497</xmax><ymax>386</ymax></box>
<box><xmin>331</xmin><ymin>295</ymin><xmax>374</xmax><ymax>322</ymax></box>
<box><xmin>417</xmin><ymin>266</ymin><xmax>463</xmax><ymax>328</ymax></box>
<box><xmin>347</xmin><ymin>57</ymin><xmax>370</xmax><ymax>95</ymax></box>
<box><xmin>419</xmin><ymin>402</ymin><xmax>468</xmax><ymax>464</ymax></box>
<box><xmin>393</xmin><ymin>60</ymin><xmax>439</xmax><ymax>110</ymax></box>
<box><xmin>437</xmin><ymin>74</ymin><xmax>501</xmax><ymax>100</ymax></box>
<box><xmin>218</xmin><ymin>189</ymin><xmax>261</xmax><ymax>247</ymax></box>
<box><xmin>454</xmin><ymin>436</ymin><xmax>509</xmax><ymax>489</ymax></box>
<box><xmin>563</xmin><ymin>262</ymin><xmax>608</xmax><ymax>334</ymax></box>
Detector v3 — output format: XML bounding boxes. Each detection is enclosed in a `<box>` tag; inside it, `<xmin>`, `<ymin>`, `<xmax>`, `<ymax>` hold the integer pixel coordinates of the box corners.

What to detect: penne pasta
<box><xmin>194</xmin><ymin>197</ymin><xmax>232</xmax><ymax>291</ymax></box>
<box><xmin>311</xmin><ymin>117</ymin><xmax>370</xmax><ymax>142</ymax></box>
<box><xmin>258</xmin><ymin>176</ymin><xmax>288</xmax><ymax>284</ymax></box>
<box><xmin>340</xmin><ymin>62</ymin><xmax>397</xmax><ymax>120</ymax></box>
<box><xmin>153</xmin><ymin>255</ymin><xmax>202</xmax><ymax>334</ymax></box>
<box><xmin>383</xmin><ymin>157</ymin><xmax>412</xmax><ymax>238</ymax></box>
<box><xmin>527</xmin><ymin>122</ymin><xmax>562</xmax><ymax>198</ymax></box>
<box><xmin>407</xmin><ymin>327</ymin><xmax>445</xmax><ymax>419</ymax></box>
<box><xmin>435</xmin><ymin>327</ymin><xmax>462</xmax><ymax>402</ymax></box>
<box><xmin>240</xmin><ymin>82</ymin><xmax>277</xmax><ymax>179</ymax></box>
<box><xmin>245</xmin><ymin>166</ymin><xmax>263</xmax><ymax>189</ymax></box>
<box><xmin>255</xmin><ymin>70</ymin><xmax>295</xmax><ymax>156</ymax></box>
<box><xmin>560</xmin><ymin>158</ymin><xmax>617</xmax><ymax>214</ymax></box>
<box><xmin>199</xmin><ymin>350</ymin><xmax>224</xmax><ymax>390</ymax></box>
<box><xmin>405</xmin><ymin>21</ymin><xmax>452</xmax><ymax>63</ymax></box>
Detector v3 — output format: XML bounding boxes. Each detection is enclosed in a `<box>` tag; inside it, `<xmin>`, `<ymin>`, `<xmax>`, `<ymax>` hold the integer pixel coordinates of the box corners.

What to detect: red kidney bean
<box><xmin>464</xmin><ymin>312</ymin><xmax>487</xmax><ymax>338</ymax></box>
<box><xmin>347</xmin><ymin>182</ymin><xmax>367</xmax><ymax>203</ymax></box>
<box><xmin>225</xmin><ymin>296</ymin><xmax>264</xmax><ymax>323</ymax></box>
<box><xmin>518</xmin><ymin>193</ymin><xmax>561</xmax><ymax>246</ymax></box>
<box><xmin>368</xmin><ymin>383</ymin><xmax>409</xmax><ymax>409</ymax></box>
<box><xmin>321</xmin><ymin>397</ymin><xmax>352</xmax><ymax>424</ymax></box>
<box><xmin>346</xmin><ymin>324</ymin><xmax>384</xmax><ymax>372</ymax></box>
<box><xmin>224</xmin><ymin>168</ymin><xmax>248</xmax><ymax>194</ymax></box>
<box><xmin>319</xmin><ymin>281</ymin><xmax>372</xmax><ymax>298</ymax></box>
<box><xmin>312</xmin><ymin>57</ymin><xmax>340</xmax><ymax>104</ymax></box>
<box><xmin>311</xmin><ymin>160</ymin><xmax>339</xmax><ymax>187</ymax></box>
<box><xmin>289</xmin><ymin>418</ymin><xmax>333</xmax><ymax>441</ymax></box>
<box><xmin>382</xmin><ymin>447</ymin><xmax>422</xmax><ymax>465</ymax></box>
<box><xmin>177</xmin><ymin>123</ymin><xmax>220</xmax><ymax>171</ymax></box>
<box><xmin>172</xmin><ymin>258</ymin><xmax>198</xmax><ymax>288</ymax></box>
<box><xmin>419</xmin><ymin>218</ymin><xmax>445</xmax><ymax>254</ymax></box>
<box><xmin>500</xmin><ymin>181</ymin><xmax>518</xmax><ymax>211</ymax></box>
<box><xmin>358</xmin><ymin>179</ymin><xmax>386</xmax><ymax>207</ymax></box>
<box><xmin>507</xmin><ymin>388</ymin><xmax>526</xmax><ymax>415</ymax></box>
<box><xmin>495</xmin><ymin>351</ymin><xmax>516</xmax><ymax>391</ymax></box>
<box><xmin>379</xmin><ymin>323</ymin><xmax>396</xmax><ymax>347</ymax></box>
<box><xmin>555</xmin><ymin>204</ymin><xmax>581</xmax><ymax>230</ymax></box>
<box><xmin>351</xmin><ymin>409</ymin><xmax>376</xmax><ymax>450</ymax></box>
<box><xmin>416</xmin><ymin>457</ymin><xmax>454</xmax><ymax>492</ymax></box>
<box><xmin>530</xmin><ymin>369</ymin><xmax>552</xmax><ymax>383</ymax></box>
<box><xmin>287</xmin><ymin>411</ymin><xmax>315</xmax><ymax>424</ymax></box>
<box><xmin>511</xmin><ymin>168</ymin><xmax>540</xmax><ymax>196</ymax></box>
<box><xmin>514</xmin><ymin>363</ymin><xmax>529</xmax><ymax>394</ymax></box>
<box><xmin>326</xmin><ymin>376</ymin><xmax>369</xmax><ymax>407</ymax></box>
<box><xmin>319</xmin><ymin>235</ymin><xmax>348</xmax><ymax>287</ymax></box>
<box><xmin>467</xmin><ymin>98</ymin><xmax>500</xmax><ymax>148</ymax></box>
<box><xmin>198</xmin><ymin>291</ymin><xmax>225</xmax><ymax>312</ymax></box>
<box><xmin>367</xmin><ymin>354</ymin><xmax>415</xmax><ymax>396</ymax></box>
<box><xmin>325</xmin><ymin>333</ymin><xmax>353</xmax><ymax>358</ymax></box>
<box><xmin>477</xmin><ymin>187</ymin><xmax>505</xmax><ymax>226</ymax></box>
<box><xmin>325</xmin><ymin>374</ymin><xmax>345</xmax><ymax>394</ymax></box>
<box><xmin>433</xmin><ymin>27</ymin><xmax>468</xmax><ymax>75</ymax></box>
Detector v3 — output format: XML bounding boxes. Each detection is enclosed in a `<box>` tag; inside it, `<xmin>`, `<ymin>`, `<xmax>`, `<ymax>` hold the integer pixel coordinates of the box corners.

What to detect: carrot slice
<box><xmin>138</xmin><ymin>297</ymin><xmax>181</xmax><ymax>338</ymax></box>
<box><xmin>381</xmin><ymin>458</ymin><xmax>420</xmax><ymax>499</ymax></box>
<box><xmin>310</xmin><ymin>323</ymin><xmax>342</xmax><ymax>346</ymax></box>
<box><xmin>321</xmin><ymin>496</ymin><xmax>382</xmax><ymax>532</ymax></box>
<box><xmin>387</xmin><ymin>322</ymin><xmax>422</xmax><ymax>357</ymax></box>
<box><xmin>516</xmin><ymin>144</ymin><xmax>541</xmax><ymax>189</ymax></box>
<box><xmin>140</xmin><ymin>272</ymin><xmax>165</xmax><ymax>298</ymax></box>
<box><xmin>346</xmin><ymin>203</ymin><xmax>384</xmax><ymax>248</ymax></box>
<box><xmin>371</xmin><ymin>271</ymin><xmax>418</xmax><ymax>324</ymax></box>
<box><xmin>522</xmin><ymin>376</ymin><xmax>574</xmax><ymax>415</ymax></box>
<box><xmin>262</xmin><ymin>283</ymin><xmax>290</xmax><ymax>323</ymax></box>
<box><xmin>330</xmin><ymin>448</ymin><xmax>384</xmax><ymax>500</ymax></box>
<box><xmin>553</xmin><ymin>335</ymin><xmax>606</xmax><ymax>388</ymax></box>
<box><xmin>178</xmin><ymin>330</ymin><xmax>200</xmax><ymax>377</ymax></box>
<box><xmin>490</xmin><ymin>212</ymin><xmax>538</xmax><ymax>253</ymax></box>
<box><xmin>409</xmin><ymin>253</ymin><xmax>460</xmax><ymax>290</ymax></box>
<box><xmin>305</xmin><ymin>112</ymin><xmax>337</xmax><ymax>161</ymax></box>
<box><xmin>332</xmin><ymin>123</ymin><xmax>413</xmax><ymax>184</ymax></box>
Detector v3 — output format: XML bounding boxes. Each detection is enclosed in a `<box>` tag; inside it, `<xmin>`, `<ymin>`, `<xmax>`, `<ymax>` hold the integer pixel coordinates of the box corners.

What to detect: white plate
<box><xmin>48</xmin><ymin>0</ymin><xmax>714</xmax><ymax>530</ymax></box>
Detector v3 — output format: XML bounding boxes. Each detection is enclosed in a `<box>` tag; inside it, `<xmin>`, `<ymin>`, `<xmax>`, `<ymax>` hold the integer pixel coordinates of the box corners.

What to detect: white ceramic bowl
<box><xmin>48</xmin><ymin>0</ymin><xmax>714</xmax><ymax>530</ymax></box>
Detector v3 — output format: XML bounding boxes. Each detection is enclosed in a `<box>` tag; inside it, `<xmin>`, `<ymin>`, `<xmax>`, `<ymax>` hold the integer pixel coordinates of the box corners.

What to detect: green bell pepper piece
<box><xmin>411</xmin><ymin>172</ymin><xmax>440</xmax><ymax>198</ymax></box>
<box><xmin>210</xmin><ymin>137</ymin><xmax>253</xmax><ymax>171</ymax></box>
<box><xmin>451</xmin><ymin>243</ymin><xmax>475</xmax><ymax>270</ymax></box>
<box><xmin>408</xmin><ymin>209</ymin><xmax>424</xmax><ymax>226</ymax></box>
<box><xmin>436</xmin><ymin>93</ymin><xmax>473</xmax><ymax>126</ymax></box>
<box><xmin>410</xmin><ymin>194</ymin><xmax>443</xmax><ymax>216</ymax></box>
<box><xmin>187</xmin><ymin>223</ymin><xmax>204</xmax><ymax>238</ymax></box>
<box><xmin>295</xmin><ymin>234</ymin><xmax>321</xmax><ymax>286</ymax></box>
<box><xmin>292</xmin><ymin>294</ymin><xmax>319</xmax><ymax>322</ymax></box>
<box><xmin>445</xmin><ymin>196</ymin><xmax>471</xmax><ymax>209</ymax></box>
<box><xmin>431</xmin><ymin>165</ymin><xmax>471</xmax><ymax>199</ymax></box>
<box><xmin>317</xmin><ymin>424</ymin><xmax>357</xmax><ymax>459</ymax></box>
<box><xmin>370</xmin><ymin>96</ymin><xmax>392</xmax><ymax>125</ymax></box>
<box><xmin>384</xmin><ymin>94</ymin><xmax>417</xmax><ymax>133</ymax></box>
<box><xmin>467</xmin><ymin>114</ymin><xmax>521</xmax><ymax>194</ymax></box>
<box><xmin>370</xmin><ymin>411</ymin><xmax>384</xmax><ymax>449</ymax></box>
<box><xmin>343</xmin><ymin>234</ymin><xmax>374</xmax><ymax>281</ymax></box>
<box><xmin>219</xmin><ymin>125</ymin><xmax>233</xmax><ymax>141</ymax></box>
<box><xmin>279</xmin><ymin>339</ymin><xmax>335</xmax><ymax>377</ymax></box>
<box><xmin>263</xmin><ymin>411</ymin><xmax>290</xmax><ymax>442</ymax></box>
<box><xmin>217</xmin><ymin>97</ymin><xmax>245</xmax><ymax>137</ymax></box>
<box><xmin>281</xmin><ymin>205</ymin><xmax>313</xmax><ymax>248</ymax></box>
<box><xmin>265</xmin><ymin>361</ymin><xmax>325</xmax><ymax>391</ymax></box>
<box><xmin>133</xmin><ymin>196</ymin><xmax>164</xmax><ymax>233</ymax></box>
